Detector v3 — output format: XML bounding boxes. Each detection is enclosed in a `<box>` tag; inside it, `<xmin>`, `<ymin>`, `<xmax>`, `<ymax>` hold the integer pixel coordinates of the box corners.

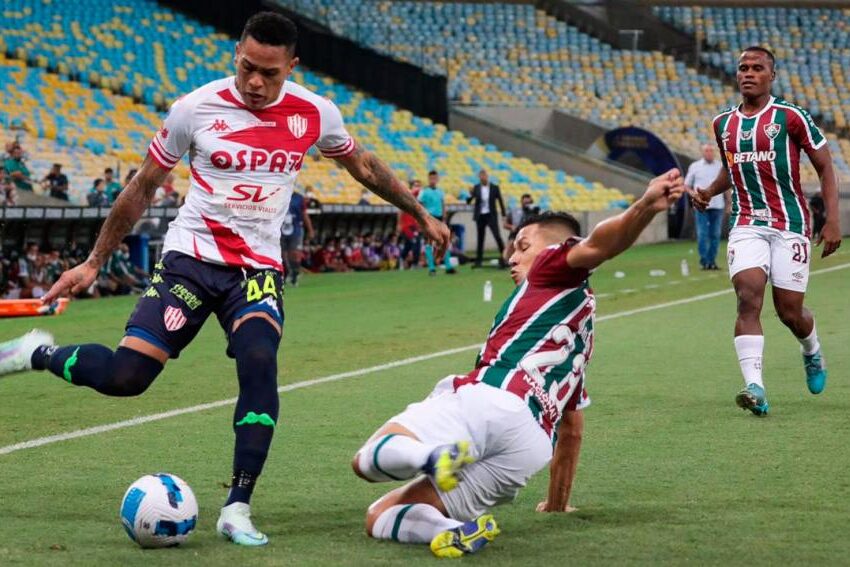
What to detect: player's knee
<box><xmin>736</xmin><ymin>288</ymin><xmax>763</xmax><ymax>315</ymax></box>
<box><xmin>351</xmin><ymin>451</ymin><xmax>373</xmax><ymax>482</ymax></box>
<box><xmin>775</xmin><ymin>305</ymin><xmax>801</xmax><ymax>328</ymax></box>
<box><xmin>364</xmin><ymin>500</ymin><xmax>387</xmax><ymax>536</ymax></box>
<box><xmin>108</xmin><ymin>347</ymin><xmax>164</xmax><ymax>397</ymax></box>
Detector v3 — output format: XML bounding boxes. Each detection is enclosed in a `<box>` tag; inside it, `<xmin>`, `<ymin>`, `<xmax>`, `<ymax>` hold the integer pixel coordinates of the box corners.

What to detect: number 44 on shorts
<box><xmin>246</xmin><ymin>273</ymin><xmax>278</xmax><ymax>302</ymax></box>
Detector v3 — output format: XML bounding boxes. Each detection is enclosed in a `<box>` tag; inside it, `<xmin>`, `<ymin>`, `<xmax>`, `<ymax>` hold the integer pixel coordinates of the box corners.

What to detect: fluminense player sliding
<box><xmin>0</xmin><ymin>12</ymin><xmax>449</xmax><ymax>545</ymax></box>
<box><xmin>351</xmin><ymin>171</ymin><xmax>685</xmax><ymax>558</ymax></box>
<box><xmin>692</xmin><ymin>46</ymin><xmax>842</xmax><ymax>416</ymax></box>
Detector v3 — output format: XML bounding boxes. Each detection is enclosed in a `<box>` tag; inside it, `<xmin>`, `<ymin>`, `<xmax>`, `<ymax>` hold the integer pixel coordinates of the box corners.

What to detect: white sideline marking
<box><xmin>2</xmin><ymin>261</ymin><xmax>849</xmax><ymax>457</ymax></box>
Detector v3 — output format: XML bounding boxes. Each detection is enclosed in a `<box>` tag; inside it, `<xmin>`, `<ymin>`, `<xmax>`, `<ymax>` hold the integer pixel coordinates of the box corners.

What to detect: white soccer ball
<box><xmin>120</xmin><ymin>473</ymin><xmax>199</xmax><ymax>548</ymax></box>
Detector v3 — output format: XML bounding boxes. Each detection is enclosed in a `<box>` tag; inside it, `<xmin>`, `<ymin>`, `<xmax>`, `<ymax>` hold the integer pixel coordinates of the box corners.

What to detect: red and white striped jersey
<box><xmin>148</xmin><ymin>76</ymin><xmax>355</xmax><ymax>271</ymax></box>
<box><xmin>454</xmin><ymin>238</ymin><xmax>593</xmax><ymax>439</ymax></box>
<box><xmin>713</xmin><ymin>97</ymin><xmax>826</xmax><ymax>238</ymax></box>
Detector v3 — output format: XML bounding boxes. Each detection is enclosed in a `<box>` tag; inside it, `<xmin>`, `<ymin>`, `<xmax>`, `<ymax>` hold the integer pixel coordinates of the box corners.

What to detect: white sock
<box><xmin>734</xmin><ymin>335</ymin><xmax>764</xmax><ymax>389</ymax></box>
<box><xmin>371</xmin><ymin>504</ymin><xmax>463</xmax><ymax>543</ymax></box>
<box><xmin>357</xmin><ymin>434</ymin><xmax>436</xmax><ymax>482</ymax></box>
<box><xmin>798</xmin><ymin>325</ymin><xmax>820</xmax><ymax>356</ymax></box>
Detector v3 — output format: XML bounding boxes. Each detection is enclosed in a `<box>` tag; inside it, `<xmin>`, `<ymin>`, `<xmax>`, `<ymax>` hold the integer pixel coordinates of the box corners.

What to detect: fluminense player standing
<box><xmin>0</xmin><ymin>12</ymin><xmax>450</xmax><ymax>545</ymax></box>
<box><xmin>692</xmin><ymin>46</ymin><xmax>842</xmax><ymax>416</ymax></box>
<box><xmin>351</xmin><ymin>171</ymin><xmax>684</xmax><ymax>558</ymax></box>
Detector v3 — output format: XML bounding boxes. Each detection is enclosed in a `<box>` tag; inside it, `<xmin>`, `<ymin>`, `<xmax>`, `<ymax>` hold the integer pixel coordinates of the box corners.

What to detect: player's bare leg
<box><xmin>772</xmin><ymin>287</ymin><xmax>826</xmax><ymax>394</ymax></box>
<box><xmin>352</xmin><ymin>423</ymin><xmax>496</xmax><ymax>557</ymax></box>
<box><xmin>732</xmin><ymin>269</ymin><xmax>770</xmax><ymax>415</ymax></box>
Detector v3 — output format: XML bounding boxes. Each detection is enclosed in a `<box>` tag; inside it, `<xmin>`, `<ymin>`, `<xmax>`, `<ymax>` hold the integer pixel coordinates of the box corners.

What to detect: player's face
<box><xmin>736</xmin><ymin>51</ymin><xmax>774</xmax><ymax>99</ymax></box>
<box><xmin>234</xmin><ymin>36</ymin><xmax>299</xmax><ymax>109</ymax></box>
<box><xmin>508</xmin><ymin>224</ymin><xmax>550</xmax><ymax>285</ymax></box>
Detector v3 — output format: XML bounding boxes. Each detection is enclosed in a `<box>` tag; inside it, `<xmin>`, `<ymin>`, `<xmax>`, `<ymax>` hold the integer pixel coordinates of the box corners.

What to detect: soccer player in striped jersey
<box><xmin>351</xmin><ymin>170</ymin><xmax>684</xmax><ymax>558</ymax></box>
<box><xmin>692</xmin><ymin>47</ymin><xmax>842</xmax><ymax>416</ymax></box>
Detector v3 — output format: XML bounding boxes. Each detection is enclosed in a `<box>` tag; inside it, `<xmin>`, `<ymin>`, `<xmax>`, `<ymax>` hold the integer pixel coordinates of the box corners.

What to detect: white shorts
<box><xmin>388</xmin><ymin>377</ymin><xmax>552</xmax><ymax>521</ymax></box>
<box><xmin>727</xmin><ymin>226</ymin><xmax>811</xmax><ymax>293</ymax></box>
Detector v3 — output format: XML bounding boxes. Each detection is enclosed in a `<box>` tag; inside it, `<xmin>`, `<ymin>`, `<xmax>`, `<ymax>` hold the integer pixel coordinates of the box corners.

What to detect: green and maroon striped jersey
<box><xmin>453</xmin><ymin>238</ymin><xmax>593</xmax><ymax>439</ymax></box>
<box><xmin>712</xmin><ymin>96</ymin><xmax>826</xmax><ymax>238</ymax></box>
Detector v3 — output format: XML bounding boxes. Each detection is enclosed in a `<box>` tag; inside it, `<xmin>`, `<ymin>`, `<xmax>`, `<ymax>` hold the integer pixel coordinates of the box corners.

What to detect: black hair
<box><xmin>428</xmin><ymin>170</ymin><xmax>438</xmax><ymax>176</ymax></box>
<box><xmin>510</xmin><ymin>211</ymin><xmax>582</xmax><ymax>240</ymax></box>
<box><xmin>741</xmin><ymin>46</ymin><xmax>776</xmax><ymax>69</ymax></box>
<box><xmin>104</xmin><ymin>167</ymin><xmax>113</xmax><ymax>174</ymax></box>
<box><xmin>521</xmin><ymin>193</ymin><xmax>532</xmax><ymax>200</ymax></box>
<box><xmin>241</xmin><ymin>11</ymin><xmax>298</xmax><ymax>51</ymax></box>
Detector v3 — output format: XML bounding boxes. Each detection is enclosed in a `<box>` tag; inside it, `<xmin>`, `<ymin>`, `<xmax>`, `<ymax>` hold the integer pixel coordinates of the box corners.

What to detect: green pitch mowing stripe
<box><xmin>2</xmin><ymin>261</ymin><xmax>848</xmax><ymax>457</ymax></box>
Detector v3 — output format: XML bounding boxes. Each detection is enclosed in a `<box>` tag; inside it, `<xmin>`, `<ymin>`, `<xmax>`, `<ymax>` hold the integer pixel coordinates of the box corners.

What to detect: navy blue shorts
<box><xmin>125</xmin><ymin>252</ymin><xmax>284</xmax><ymax>359</ymax></box>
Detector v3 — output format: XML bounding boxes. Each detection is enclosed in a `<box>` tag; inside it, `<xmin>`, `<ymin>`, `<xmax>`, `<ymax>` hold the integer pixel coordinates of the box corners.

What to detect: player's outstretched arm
<box><xmin>537</xmin><ymin>409</ymin><xmax>583</xmax><ymax>513</ymax></box>
<box><xmin>334</xmin><ymin>144</ymin><xmax>451</xmax><ymax>257</ymax></box>
<box><xmin>42</xmin><ymin>156</ymin><xmax>168</xmax><ymax>303</ymax></box>
<box><xmin>566</xmin><ymin>169</ymin><xmax>685</xmax><ymax>270</ymax></box>
<box><xmin>807</xmin><ymin>145</ymin><xmax>842</xmax><ymax>257</ymax></box>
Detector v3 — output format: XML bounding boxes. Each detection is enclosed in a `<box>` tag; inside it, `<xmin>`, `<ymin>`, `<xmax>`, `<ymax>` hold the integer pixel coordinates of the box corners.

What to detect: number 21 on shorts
<box><xmin>792</xmin><ymin>242</ymin><xmax>809</xmax><ymax>264</ymax></box>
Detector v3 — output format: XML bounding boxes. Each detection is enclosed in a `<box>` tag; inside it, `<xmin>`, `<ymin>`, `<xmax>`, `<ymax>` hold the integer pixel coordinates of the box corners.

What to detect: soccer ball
<box><xmin>120</xmin><ymin>473</ymin><xmax>198</xmax><ymax>548</ymax></box>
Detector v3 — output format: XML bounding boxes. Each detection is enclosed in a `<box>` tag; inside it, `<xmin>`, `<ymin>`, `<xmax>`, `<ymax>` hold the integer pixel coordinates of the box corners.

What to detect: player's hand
<box><xmin>817</xmin><ymin>220</ymin><xmax>842</xmax><ymax>258</ymax></box>
<box><xmin>536</xmin><ymin>500</ymin><xmax>578</xmax><ymax>513</ymax></box>
<box><xmin>41</xmin><ymin>261</ymin><xmax>99</xmax><ymax>304</ymax></box>
<box><xmin>689</xmin><ymin>187</ymin><xmax>712</xmax><ymax>212</ymax></box>
<box><xmin>643</xmin><ymin>168</ymin><xmax>685</xmax><ymax>213</ymax></box>
<box><xmin>419</xmin><ymin>215</ymin><xmax>452</xmax><ymax>259</ymax></box>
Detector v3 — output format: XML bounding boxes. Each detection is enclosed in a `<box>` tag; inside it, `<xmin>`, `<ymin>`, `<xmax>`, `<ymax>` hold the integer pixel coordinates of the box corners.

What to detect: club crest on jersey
<box><xmin>163</xmin><ymin>306</ymin><xmax>187</xmax><ymax>332</ymax></box>
<box><xmin>741</xmin><ymin>129</ymin><xmax>754</xmax><ymax>141</ymax></box>
<box><xmin>287</xmin><ymin>114</ymin><xmax>308</xmax><ymax>139</ymax></box>
<box><xmin>764</xmin><ymin>123</ymin><xmax>781</xmax><ymax>140</ymax></box>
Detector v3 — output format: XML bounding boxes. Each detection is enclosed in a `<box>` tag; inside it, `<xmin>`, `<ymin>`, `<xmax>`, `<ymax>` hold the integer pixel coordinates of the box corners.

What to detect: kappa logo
<box><xmin>163</xmin><ymin>305</ymin><xmax>187</xmax><ymax>332</ymax></box>
<box><xmin>208</xmin><ymin>119</ymin><xmax>231</xmax><ymax>133</ymax></box>
<box><xmin>287</xmin><ymin>114</ymin><xmax>308</xmax><ymax>139</ymax></box>
<box><xmin>764</xmin><ymin>123</ymin><xmax>781</xmax><ymax>140</ymax></box>
<box><xmin>741</xmin><ymin>129</ymin><xmax>754</xmax><ymax>141</ymax></box>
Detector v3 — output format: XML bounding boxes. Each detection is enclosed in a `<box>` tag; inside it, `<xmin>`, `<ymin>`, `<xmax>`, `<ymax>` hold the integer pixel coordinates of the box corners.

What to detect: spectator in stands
<box><xmin>153</xmin><ymin>173</ymin><xmax>179</xmax><ymax>206</ymax></box>
<box><xmin>4</xmin><ymin>145</ymin><xmax>34</xmax><ymax>192</ymax></box>
<box><xmin>104</xmin><ymin>167</ymin><xmax>122</xmax><ymax>203</ymax></box>
<box><xmin>380</xmin><ymin>233</ymin><xmax>401</xmax><ymax>270</ymax></box>
<box><xmin>87</xmin><ymin>178</ymin><xmax>110</xmax><ymax>207</ymax></box>
<box><xmin>399</xmin><ymin>179</ymin><xmax>423</xmax><ymax>269</ymax></box>
<box><xmin>2</xmin><ymin>169</ymin><xmax>17</xmax><ymax>206</ymax></box>
<box><xmin>42</xmin><ymin>163</ymin><xmax>69</xmax><ymax>201</ymax></box>
<box><xmin>316</xmin><ymin>237</ymin><xmax>350</xmax><ymax>273</ymax></box>
<box><xmin>505</xmin><ymin>193</ymin><xmax>537</xmax><ymax>233</ymax></box>
<box><xmin>419</xmin><ymin>170</ymin><xmax>456</xmax><ymax>275</ymax></box>
<box><xmin>123</xmin><ymin>168</ymin><xmax>138</xmax><ymax>188</ymax></box>
<box><xmin>357</xmin><ymin>189</ymin><xmax>371</xmax><ymax>206</ymax></box>
<box><xmin>684</xmin><ymin>143</ymin><xmax>725</xmax><ymax>270</ymax></box>
<box><xmin>304</xmin><ymin>185</ymin><xmax>321</xmax><ymax>209</ymax></box>
<box><xmin>467</xmin><ymin>168</ymin><xmax>507</xmax><ymax>268</ymax></box>
<box><xmin>809</xmin><ymin>191</ymin><xmax>826</xmax><ymax>240</ymax></box>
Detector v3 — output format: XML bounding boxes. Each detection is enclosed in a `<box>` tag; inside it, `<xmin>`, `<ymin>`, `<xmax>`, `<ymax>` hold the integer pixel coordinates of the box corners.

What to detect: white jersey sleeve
<box><xmin>148</xmin><ymin>97</ymin><xmax>194</xmax><ymax>170</ymax></box>
<box><xmin>315</xmin><ymin>98</ymin><xmax>355</xmax><ymax>158</ymax></box>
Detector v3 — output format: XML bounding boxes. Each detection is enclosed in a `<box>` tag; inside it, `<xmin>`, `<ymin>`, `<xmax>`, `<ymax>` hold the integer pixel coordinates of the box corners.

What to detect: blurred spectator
<box><xmin>343</xmin><ymin>235</ymin><xmax>379</xmax><ymax>271</ymax></box>
<box><xmin>123</xmin><ymin>168</ymin><xmax>138</xmax><ymax>187</ymax></box>
<box><xmin>42</xmin><ymin>163</ymin><xmax>69</xmax><ymax>201</ymax></box>
<box><xmin>357</xmin><ymin>189</ymin><xmax>371</xmax><ymax>206</ymax></box>
<box><xmin>380</xmin><ymin>233</ymin><xmax>401</xmax><ymax>270</ymax></box>
<box><xmin>505</xmin><ymin>193</ymin><xmax>538</xmax><ymax>233</ymax></box>
<box><xmin>2</xmin><ymin>169</ymin><xmax>17</xmax><ymax>206</ymax></box>
<box><xmin>4</xmin><ymin>145</ymin><xmax>34</xmax><ymax>191</ymax></box>
<box><xmin>304</xmin><ymin>185</ymin><xmax>321</xmax><ymax>209</ymax></box>
<box><xmin>153</xmin><ymin>173</ymin><xmax>179</xmax><ymax>206</ymax></box>
<box><xmin>399</xmin><ymin>179</ymin><xmax>423</xmax><ymax>269</ymax></box>
<box><xmin>809</xmin><ymin>192</ymin><xmax>826</xmax><ymax>240</ymax></box>
<box><xmin>313</xmin><ymin>237</ymin><xmax>350</xmax><ymax>273</ymax></box>
<box><xmin>87</xmin><ymin>178</ymin><xmax>110</xmax><ymax>207</ymax></box>
<box><xmin>104</xmin><ymin>167</ymin><xmax>122</xmax><ymax>202</ymax></box>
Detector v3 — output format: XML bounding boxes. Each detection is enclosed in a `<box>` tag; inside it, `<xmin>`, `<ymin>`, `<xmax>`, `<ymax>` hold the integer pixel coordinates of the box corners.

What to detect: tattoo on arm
<box><xmin>87</xmin><ymin>156</ymin><xmax>167</xmax><ymax>268</ymax></box>
<box><xmin>343</xmin><ymin>145</ymin><xmax>423</xmax><ymax>219</ymax></box>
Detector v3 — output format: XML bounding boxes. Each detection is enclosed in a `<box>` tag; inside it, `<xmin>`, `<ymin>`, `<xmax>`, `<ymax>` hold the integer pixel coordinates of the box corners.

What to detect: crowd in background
<box><xmin>0</xmin><ymin>241</ymin><xmax>149</xmax><ymax>300</ymax></box>
<box><xmin>2</xmin><ymin>138</ymin><xmax>182</xmax><ymax>207</ymax></box>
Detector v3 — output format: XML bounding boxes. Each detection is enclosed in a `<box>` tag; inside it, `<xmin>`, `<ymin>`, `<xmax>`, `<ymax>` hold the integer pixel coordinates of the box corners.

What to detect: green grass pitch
<box><xmin>0</xmin><ymin>240</ymin><xmax>848</xmax><ymax>565</ymax></box>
